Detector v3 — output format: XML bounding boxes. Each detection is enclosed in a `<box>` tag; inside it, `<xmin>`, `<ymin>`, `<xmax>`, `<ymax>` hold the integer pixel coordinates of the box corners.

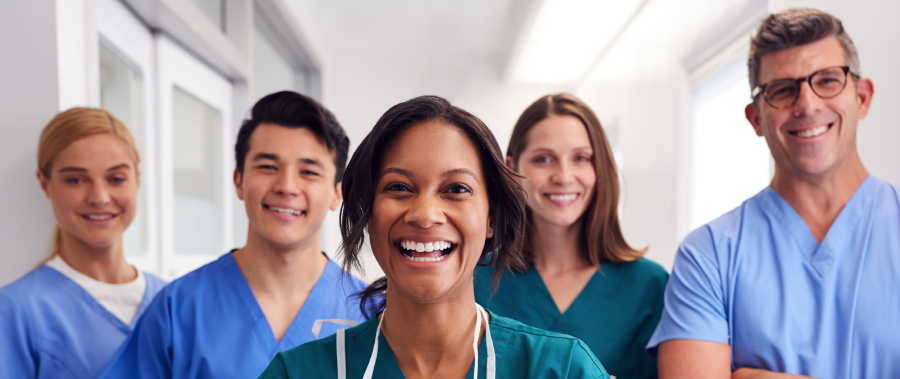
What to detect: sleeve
<box><xmin>257</xmin><ymin>353</ymin><xmax>290</xmax><ymax>379</ymax></box>
<box><xmin>645</xmin><ymin>226</ymin><xmax>729</xmax><ymax>354</ymax></box>
<box><xmin>98</xmin><ymin>291</ymin><xmax>174</xmax><ymax>379</ymax></box>
<box><xmin>0</xmin><ymin>292</ymin><xmax>36</xmax><ymax>378</ymax></box>
<box><xmin>568</xmin><ymin>340</ymin><xmax>610</xmax><ymax>379</ymax></box>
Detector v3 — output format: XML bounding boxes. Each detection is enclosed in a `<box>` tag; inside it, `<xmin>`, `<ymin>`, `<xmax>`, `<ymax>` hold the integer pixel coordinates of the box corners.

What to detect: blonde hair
<box><xmin>38</xmin><ymin>107</ymin><xmax>140</xmax><ymax>257</ymax></box>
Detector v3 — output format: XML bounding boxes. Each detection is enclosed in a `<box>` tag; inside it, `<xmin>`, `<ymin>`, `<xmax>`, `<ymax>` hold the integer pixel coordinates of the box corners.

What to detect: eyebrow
<box><xmin>379</xmin><ymin>167</ymin><xmax>477</xmax><ymax>181</ymax></box>
<box><xmin>253</xmin><ymin>153</ymin><xmax>324</xmax><ymax>168</ymax></box>
<box><xmin>57</xmin><ymin>163</ymin><xmax>131</xmax><ymax>174</ymax></box>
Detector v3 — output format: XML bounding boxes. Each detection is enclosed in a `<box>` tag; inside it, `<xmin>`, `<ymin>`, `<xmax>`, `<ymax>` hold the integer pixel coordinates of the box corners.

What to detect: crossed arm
<box><xmin>657</xmin><ymin>340</ymin><xmax>815</xmax><ymax>379</ymax></box>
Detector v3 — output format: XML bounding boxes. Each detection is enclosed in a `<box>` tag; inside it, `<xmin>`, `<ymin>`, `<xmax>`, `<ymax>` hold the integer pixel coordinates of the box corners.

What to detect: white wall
<box><xmin>0</xmin><ymin>1</ymin><xmax>61</xmax><ymax>286</ymax></box>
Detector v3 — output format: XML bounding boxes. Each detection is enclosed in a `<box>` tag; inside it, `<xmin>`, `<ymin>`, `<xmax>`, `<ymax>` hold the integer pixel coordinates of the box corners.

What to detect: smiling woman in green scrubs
<box><xmin>258</xmin><ymin>95</ymin><xmax>609</xmax><ymax>379</ymax></box>
<box><xmin>474</xmin><ymin>93</ymin><xmax>668</xmax><ymax>379</ymax></box>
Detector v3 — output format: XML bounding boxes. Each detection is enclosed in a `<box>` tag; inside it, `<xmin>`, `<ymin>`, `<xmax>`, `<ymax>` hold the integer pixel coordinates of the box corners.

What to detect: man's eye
<box><xmin>258</xmin><ymin>165</ymin><xmax>276</xmax><ymax>170</ymax></box>
<box><xmin>110</xmin><ymin>177</ymin><xmax>126</xmax><ymax>184</ymax></box>
<box><xmin>65</xmin><ymin>178</ymin><xmax>82</xmax><ymax>184</ymax></box>
<box><xmin>301</xmin><ymin>170</ymin><xmax>319</xmax><ymax>176</ymax></box>
<box><xmin>446</xmin><ymin>183</ymin><xmax>472</xmax><ymax>194</ymax></box>
<box><xmin>385</xmin><ymin>183</ymin><xmax>411</xmax><ymax>192</ymax></box>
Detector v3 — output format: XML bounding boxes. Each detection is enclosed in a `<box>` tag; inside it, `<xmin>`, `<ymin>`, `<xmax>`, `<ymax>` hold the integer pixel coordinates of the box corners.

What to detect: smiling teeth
<box><xmin>400</xmin><ymin>240</ymin><xmax>451</xmax><ymax>252</ymax></box>
<box><xmin>86</xmin><ymin>214</ymin><xmax>112</xmax><ymax>220</ymax></box>
<box><xmin>269</xmin><ymin>206</ymin><xmax>302</xmax><ymax>216</ymax></box>
<box><xmin>401</xmin><ymin>253</ymin><xmax>450</xmax><ymax>262</ymax></box>
<box><xmin>795</xmin><ymin>125</ymin><xmax>829</xmax><ymax>138</ymax></box>
<box><xmin>549</xmin><ymin>194</ymin><xmax>577</xmax><ymax>201</ymax></box>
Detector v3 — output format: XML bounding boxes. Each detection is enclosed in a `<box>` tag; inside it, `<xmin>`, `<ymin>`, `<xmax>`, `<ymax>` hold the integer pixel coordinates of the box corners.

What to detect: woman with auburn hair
<box><xmin>0</xmin><ymin>108</ymin><xmax>166</xmax><ymax>379</ymax></box>
<box><xmin>474</xmin><ymin>93</ymin><xmax>668</xmax><ymax>379</ymax></box>
<box><xmin>258</xmin><ymin>95</ymin><xmax>609</xmax><ymax>378</ymax></box>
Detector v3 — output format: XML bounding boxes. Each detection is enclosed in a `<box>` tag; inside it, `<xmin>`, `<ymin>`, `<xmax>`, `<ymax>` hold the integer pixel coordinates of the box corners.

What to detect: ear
<box><xmin>37</xmin><ymin>169</ymin><xmax>50</xmax><ymax>197</ymax></box>
<box><xmin>485</xmin><ymin>218</ymin><xmax>494</xmax><ymax>239</ymax></box>
<box><xmin>135</xmin><ymin>166</ymin><xmax>141</xmax><ymax>186</ymax></box>
<box><xmin>855</xmin><ymin>77</ymin><xmax>874</xmax><ymax>119</ymax></box>
<box><xmin>505</xmin><ymin>156</ymin><xmax>516</xmax><ymax>172</ymax></box>
<box><xmin>233</xmin><ymin>168</ymin><xmax>245</xmax><ymax>200</ymax></box>
<box><xmin>745</xmin><ymin>102</ymin><xmax>765</xmax><ymax>137</ymax></box>
<box><xmin>330</xmin><ymin>181</ymin><xmax>343</xmax><ymax>211</ymax></box>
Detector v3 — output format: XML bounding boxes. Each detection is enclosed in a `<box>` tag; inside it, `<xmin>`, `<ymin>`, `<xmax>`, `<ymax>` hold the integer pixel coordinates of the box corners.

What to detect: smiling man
<box><xmin>649</xmin><ymin>8</ymin><xmax>900</xmax><ymax>379</ymax></box>
<box><xmin>100</xmin><ymin>91</ymin><xmax>366</xmax><ymax>379</ymax></box>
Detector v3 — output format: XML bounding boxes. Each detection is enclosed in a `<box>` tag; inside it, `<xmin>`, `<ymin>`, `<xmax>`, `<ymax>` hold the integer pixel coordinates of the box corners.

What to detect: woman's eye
<box><xmin>533</xmin><ymin>156</ymin><xmax>551</xmax><ymax>164</ymax></box>
<box><xmin>385</xmin><ymin>183</ymin><xmax>411</xmax><ymax>192</ymax></box>
<box><xmin>576</xmin><ymin>155</ymin><xmax>591</xmax><ymax>162</ymax></box>
<box><xmin>446</xmin><ymin>183</ymin><xmax>472</xmax><ymax>194</ymax></box>
<box><xmin>64</xmin><ymin>177</ymin><xmax>81</xmax><ymax>184</ymax></box>
<box><xmin>110</xmin><ymin>177</ymin><xmax>127</xmax><ymax>184</ymax></box>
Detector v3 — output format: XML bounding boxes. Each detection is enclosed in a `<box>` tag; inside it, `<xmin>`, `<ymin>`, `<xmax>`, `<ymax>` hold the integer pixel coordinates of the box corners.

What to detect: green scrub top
<box><xmin>474</xmin><ymin>258</ymin><xmax>668</xmax><ymax>379</ymax></box>
<box><xmin>258</xmin><ymin>310</ymin><xmax>609</xmax><ymax>379</ymax></box>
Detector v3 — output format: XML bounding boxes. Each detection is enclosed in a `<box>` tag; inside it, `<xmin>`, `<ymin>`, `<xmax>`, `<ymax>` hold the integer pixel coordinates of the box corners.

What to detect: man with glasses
<box><xmin>648</xmin><ymin>8</ymin><xmax>898</xmax><ymax>379</ymax></box>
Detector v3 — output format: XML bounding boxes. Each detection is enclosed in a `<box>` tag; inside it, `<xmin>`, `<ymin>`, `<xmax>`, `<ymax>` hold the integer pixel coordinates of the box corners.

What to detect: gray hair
<box><xmin>748</xmin><ymin>8</ymin><xmax>860</xmax><ymax>90</ymax></box>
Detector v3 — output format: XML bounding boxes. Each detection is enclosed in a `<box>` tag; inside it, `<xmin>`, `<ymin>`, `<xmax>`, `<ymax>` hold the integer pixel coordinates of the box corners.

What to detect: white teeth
<box><xmin>269</xmin><ymin>206</ymin><xmax>302</xmax><ymax>216</ymax></box>
<box><xmin>399</xmin><ymin>240</ymin><xmax>452</xmax><ymax>252</ymax></box>
<box><xmin>86</xmin><ymin>214</ymin><xmax>112</xmax><ymax>220</ymax></box>
<box><xmin>400</xmin><ymin>252</ymin><xmax>451</xmax><ymax>263</ymax></box>
<box><xmin>795</xmin><ymin>125</ymin><xmax>829</xmax><ymax>138</ymax></box>
<box><xmin>549</xmin><ymin>194</ymin><xmax>577</xmax><ymax>202</ymax></box>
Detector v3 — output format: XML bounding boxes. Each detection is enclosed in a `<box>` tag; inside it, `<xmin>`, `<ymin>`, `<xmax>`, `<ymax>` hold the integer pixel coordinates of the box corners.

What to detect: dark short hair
<box><xmin>340</xmin><ymin>95</ymin><xmax>527</xmax><ymax>318</ymax></box>
<box><xmin>749</xmin><ymin>8</ymin><xmax>860</xmax><ymax>90</ymax></box>
<box><xmin>507</xmin><ymin>93</ymin><xmax>646</xmax><ymax>266</ymax></box>
<box><xmin>235</xmin><ymin>91</ymin><xmax>349</xmax><ymax>185</ymax></box>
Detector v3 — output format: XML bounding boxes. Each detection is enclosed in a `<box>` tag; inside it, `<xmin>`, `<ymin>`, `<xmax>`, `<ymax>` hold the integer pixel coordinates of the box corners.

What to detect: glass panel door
<box><xmin>157</xmin><ymin>35</ymin><xmax>234</xmax><ymax>280</ymax></box>
<box><xmin>98</xmin><ymin>0</ymin><xmax>158</xmax><ymax>274</ymax></box>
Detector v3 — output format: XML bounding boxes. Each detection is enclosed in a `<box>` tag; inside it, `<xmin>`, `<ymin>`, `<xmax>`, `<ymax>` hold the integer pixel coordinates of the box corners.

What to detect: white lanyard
<box><xmin>332</xmin><ymin>304</ymin><xmax>496</xmax><ymax>379</ymax></box>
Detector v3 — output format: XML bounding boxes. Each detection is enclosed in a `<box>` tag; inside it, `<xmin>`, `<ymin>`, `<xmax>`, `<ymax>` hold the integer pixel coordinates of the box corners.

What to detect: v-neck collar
<box><xmin>758</xmin><ymin>175</ymin><xmax>876</xmax><ymax>277</ymax></box>
<box><xmin>521</xmin><ymin>263</ymin><xmax>621</xmax><ymax>326</ymax></box>
<box><xmin>221</xmin><ymin>251</ymin><xmax>336</xmax><ymax>354</ymax></box>
<box><xmin>39</xmin><ymin>265</ymin><xmax>152</xmax><ymax>331</ymax></box>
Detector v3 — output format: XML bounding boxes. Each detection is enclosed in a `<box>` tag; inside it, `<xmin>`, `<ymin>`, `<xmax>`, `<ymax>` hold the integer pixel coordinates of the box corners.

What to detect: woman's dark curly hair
<box><xmin>340</xmin><ymin>95</ymin><xmax>527</xmax><ymax>318</ymax></box>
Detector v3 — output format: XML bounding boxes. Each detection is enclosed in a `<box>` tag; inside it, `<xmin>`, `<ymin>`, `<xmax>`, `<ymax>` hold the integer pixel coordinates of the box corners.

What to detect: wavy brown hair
<box><xmin>341</xmin><ymin>95</ymin><xmax>527</xmax><ymax>318</ymax></box>
<box><xmin>507</xmin><ymin>93</ymin><xmax>645</xmax><ymax>266</ymax></box>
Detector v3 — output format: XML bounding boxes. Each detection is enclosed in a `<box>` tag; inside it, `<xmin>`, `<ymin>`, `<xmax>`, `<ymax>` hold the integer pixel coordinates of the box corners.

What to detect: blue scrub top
<box><xmin>647</xmin><ymin>176</ymin><xmax>900</xmax><ymax>378</ymax></box>
<box><xmin>259</xmin><ymin>310</ymin><xmax>609</xmax><ymax>378</ymax></box>
<box><xmin>100</xmin><ymin>252</ymin><xmax>367</xmax><ymax>379</ymax></box>
<box><xmin>475</xmin><ymin>258</ymin><xmax>667</xmax><ymax>379</ymax></box>
<box><xmin>0</xmin><ymin>265</ymin><xmax>166</xmax><ymax>379</ymax></box>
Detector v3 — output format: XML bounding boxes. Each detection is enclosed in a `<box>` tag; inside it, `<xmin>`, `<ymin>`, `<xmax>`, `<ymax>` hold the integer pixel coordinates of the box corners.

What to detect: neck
<box><xmin>770</xmin><ymin>153</ymin><xmax>868</xmax><ymax>242</ymax></box>
<box><xmin>530</xmin><ymin>215</ymin><xmax>590</xmax><ymax>273</ymax></box>
<box><xmin>232</xmin><ymin>230</ymin><xmax>328</xmax><ymax>297</ymax></box>
<box><xmin>380</xmin><ymin>281</ymin><xmax>484</xmax><ymax>376</ymax></box>
<box><xmin>56</xmin><ymin>232</ymin><xmax>135</xmax><ymax>283</ymax></box>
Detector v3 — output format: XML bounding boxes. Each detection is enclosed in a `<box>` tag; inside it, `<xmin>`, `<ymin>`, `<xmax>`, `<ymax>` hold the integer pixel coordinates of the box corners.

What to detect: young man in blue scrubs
<box><xmin>648</xmin><ymin>9</ymin><xmax>898</xmax><ymax>379</ymax></box>
<box><xmin>101</xmin><ymin>91</ymin><xmax>367</xmax><ymax>379</ymax></box>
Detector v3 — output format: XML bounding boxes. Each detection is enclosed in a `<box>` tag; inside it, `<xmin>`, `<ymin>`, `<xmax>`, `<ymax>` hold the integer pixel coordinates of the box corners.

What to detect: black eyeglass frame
<box><xmin>751</xmin><ymin>66</ymin><xmax>858</xmax><ymax>109</ymax></box>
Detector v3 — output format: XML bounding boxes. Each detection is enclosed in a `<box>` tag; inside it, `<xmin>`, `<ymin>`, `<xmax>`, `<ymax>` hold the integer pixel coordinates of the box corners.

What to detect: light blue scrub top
<box><xmin>0</xmin><ymin>265</ymin><xmax>166</xmax><ymax>379</ymax></box>
<box><xmin>647</xmin><ymin>176</ymin><xmax>900</xmax><ymax>378</ymax></box>
<box><xmin>259</xmin><ymin>310</ymin><xmax>610</xmax><ymax>379</ymax></box>
<box><xmin>100</xmin><ymin>252</ymin><xmax>367</xmax><ymax>379</ymax></box>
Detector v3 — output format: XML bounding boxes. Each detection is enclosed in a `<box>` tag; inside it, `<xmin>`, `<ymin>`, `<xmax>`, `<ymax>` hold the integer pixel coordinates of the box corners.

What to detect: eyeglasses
<box><xmin>752</xmin><ymin>66</ymin><xmax>857</xmax><ymax>109</ymax></box>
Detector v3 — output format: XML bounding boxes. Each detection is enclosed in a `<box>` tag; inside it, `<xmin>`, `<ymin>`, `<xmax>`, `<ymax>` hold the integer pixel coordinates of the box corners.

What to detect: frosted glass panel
<box><xmin>690</xmin><ymin>55</ymin><xmax>772</xmax><ymax>230</ymax></box>
<box><xmin>172</xmin><ymin>86</ymin><xmax>223</xmax><ymax>255</ymax></box>
<box><xmin>189</xmin><ymin>0</ymin><xmax>224</xmax><ymax>31</ymax></box>
<box><xmin>252</xmin><ymin>22</ymin><xmax>300</xmax><ymax>101</ymax></box>
<box><xmin>99</xmin><ymin>41</ymin><xmax>146</xmax><ymax>257</ymax></box>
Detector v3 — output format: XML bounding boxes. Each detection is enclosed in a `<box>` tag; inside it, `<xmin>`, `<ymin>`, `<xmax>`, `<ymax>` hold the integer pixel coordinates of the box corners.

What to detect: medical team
<box><xmin>0</xmin><ymin>7</ymin><xmax>897</xmax><ymax>379</ymax></box>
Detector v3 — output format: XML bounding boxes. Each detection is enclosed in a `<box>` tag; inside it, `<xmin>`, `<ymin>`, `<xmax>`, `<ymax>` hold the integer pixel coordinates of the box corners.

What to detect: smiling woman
<box><xmin>258</xmin><ymin>96</ymin><xmax>610</xmax><ymax>379</ymax></box>
<box><xmin>0</xmin><ymin>108</ymin><xmax>166</xmax><ymax>379</ymax></box>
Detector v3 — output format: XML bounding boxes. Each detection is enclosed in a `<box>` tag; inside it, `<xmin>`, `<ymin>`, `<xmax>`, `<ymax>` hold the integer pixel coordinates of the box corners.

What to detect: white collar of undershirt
<box><xmin>45</xmin><ymin>255</ymin><xmax>146</xmax><ymax>325</ymax></box>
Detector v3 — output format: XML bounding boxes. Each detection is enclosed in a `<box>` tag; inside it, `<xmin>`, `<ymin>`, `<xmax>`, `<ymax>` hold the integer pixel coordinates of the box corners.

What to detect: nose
<box><xmin>272</xmin><ymin>170</ymin><xmax>300</xmax><ymax>197</ymax></box>
<box><xmin>404</xmin><ymin>194</ymin><xmax>446</xmax><ymax>229</ymax></box>
<box><xmin>550</xmin><ymin>161</ymin><xmax>574</xmax><ymax>186</ymax></box>
<box><xmin>86</xmin><ymin>182</ymin><xmax>111</xmax><ymax>207</ymax></box>
<box><xmin>791</xmin><ymin>80</ymin><xmax>825</xmax><ymax>117</ymax></box>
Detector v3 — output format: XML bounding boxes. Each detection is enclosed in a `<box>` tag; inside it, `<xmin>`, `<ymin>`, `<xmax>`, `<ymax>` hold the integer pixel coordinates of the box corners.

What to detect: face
<box><xmin>745</xmin><ymin>36</ymin><xmax>874</xmax><ymax>178</ymax></box>
<box><xmin>39</xmin><ymin>134</ymin><xmax>139</xmax><ymax>249</ymax></box>
<box><xmin>369</xmin><ymin>120</ymin><xmax>493</xmax><ymax>304</ymax></box>
<box><xmin>234</xmin><ymin>124</ymin><xmax>342</xmax><ymax>250</ymax></box>
<box><xmin>509</xmin><ymin>114</ymin><xmax>596</xmax><ymax>228</ymax></box>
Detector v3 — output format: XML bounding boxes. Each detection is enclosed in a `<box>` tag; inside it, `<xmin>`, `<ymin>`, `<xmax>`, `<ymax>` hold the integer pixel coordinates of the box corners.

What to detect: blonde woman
<box><xmin>0</xmin><ymin>108</ymin><xmax>166</xmax><ymax>379</ymax></box>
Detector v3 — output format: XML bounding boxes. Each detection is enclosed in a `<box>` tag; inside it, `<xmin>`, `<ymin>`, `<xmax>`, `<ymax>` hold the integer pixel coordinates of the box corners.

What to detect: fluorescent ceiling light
<box><xmin>506</xmin><ymin>0</ymin><xmax>645</xmax><ymax>84</ymax></box>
